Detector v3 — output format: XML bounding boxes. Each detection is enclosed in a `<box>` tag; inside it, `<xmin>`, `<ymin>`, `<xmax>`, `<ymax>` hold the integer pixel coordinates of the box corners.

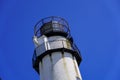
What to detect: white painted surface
<box><xmin>48</xmin><ymin>35</ymin><xmax>67</xmax><ymax>41</ymax></box>
<box><xmin>39</xmin><ymin>52</ymin><xmax>82</xmax><ymax>80</ymax></box>
<box><xmin>73</xmin><ymin>57</ymin><xmax>82</xmax><ymax>80</ymax></box>
<box><xmin>33</xmin><ymin>36</ymin><xmax>39</xmax><ymax>47</ymax></box>
<box><xmin>33</xmin><ymin>35</ymin><xmax>47</xmax><ymax>48</ymax></box>
<box><xmin>37</xmin><ymin>35</ymin><xmax>47</xmax><ymax>45</ymax></box>
<box><xmin>35</xmin><ymin>35</ymin><xmax>72</xmax><ymax>57</ymax></box>
<box><xmin>35</xmin><ymin>35</ymin><xmax>82</xmax><ymax>80</ymax></box>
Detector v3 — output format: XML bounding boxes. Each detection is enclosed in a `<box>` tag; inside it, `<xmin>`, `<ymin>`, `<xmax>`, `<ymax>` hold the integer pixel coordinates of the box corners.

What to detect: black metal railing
<box><xmin>34</xmin><ymin>16</ymin><xmax>70</xmax><ymax>37</ymax></box>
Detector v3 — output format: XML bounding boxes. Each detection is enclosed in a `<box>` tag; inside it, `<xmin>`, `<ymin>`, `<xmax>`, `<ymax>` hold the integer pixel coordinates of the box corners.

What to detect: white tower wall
<box><xmin>39</xmin><ymin>52</ymin><xmax>82</xmax><ymax>80</ymax></box>
<box><xmin>33</xmin><ymin>36</ymin><xmax>82</xmax><ymax>80</ymax></box>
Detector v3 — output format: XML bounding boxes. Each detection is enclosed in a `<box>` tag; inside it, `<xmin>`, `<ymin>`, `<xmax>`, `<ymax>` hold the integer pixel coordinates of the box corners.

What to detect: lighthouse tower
<box><xmin>32</xmin><ymin>16</ymin><xmax>82</xmax><ymax>80</ymax></box>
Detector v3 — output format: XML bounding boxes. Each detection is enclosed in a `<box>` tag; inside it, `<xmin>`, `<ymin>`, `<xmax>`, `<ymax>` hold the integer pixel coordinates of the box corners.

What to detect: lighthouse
<box><xmin>32</xmin><ymin>16</ymin><xmax>82</xmax><ymax>80</ymax></box>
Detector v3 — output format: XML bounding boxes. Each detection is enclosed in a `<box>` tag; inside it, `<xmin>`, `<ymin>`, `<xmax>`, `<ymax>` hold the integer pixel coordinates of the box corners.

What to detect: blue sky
<box><xmin>0</xmin><ymin>0</ymin><xmax>120</xmax><ymax>80</ymax></box>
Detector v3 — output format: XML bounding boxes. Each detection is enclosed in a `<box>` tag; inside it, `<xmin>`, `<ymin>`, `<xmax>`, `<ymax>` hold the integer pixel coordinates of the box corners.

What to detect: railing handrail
<box><xmin>34</xmin><ymin>16</ymin><xmax>70</xmax><ymax>37</ymax></box>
